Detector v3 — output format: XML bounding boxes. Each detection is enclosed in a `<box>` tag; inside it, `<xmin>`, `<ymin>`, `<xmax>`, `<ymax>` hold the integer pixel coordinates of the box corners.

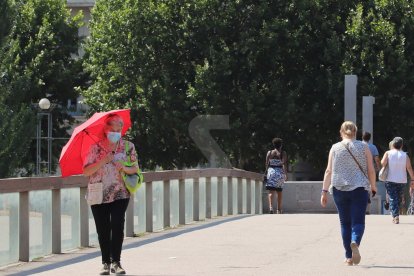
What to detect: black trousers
<box><xmin>91</xmin><ymin>198</ymin><xmax>130</xmax><ymax>264</ymax></box>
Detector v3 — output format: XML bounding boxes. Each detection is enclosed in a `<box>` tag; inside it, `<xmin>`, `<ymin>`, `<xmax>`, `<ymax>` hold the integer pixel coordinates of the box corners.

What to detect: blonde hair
<box><xmin>340</xmin><ymin>121</ymin><xmax>357</xmax><ymax>138</ymax></box>
<box><xmin>389</xmin><ymin>141</ymin><xmax>394</xmax><ymax>150</ymax></box>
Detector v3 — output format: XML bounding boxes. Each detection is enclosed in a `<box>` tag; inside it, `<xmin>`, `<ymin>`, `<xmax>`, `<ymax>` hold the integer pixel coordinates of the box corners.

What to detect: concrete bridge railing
<box><xmin>0</xmin><ymin>168</ymin><xmax>263</xmax><ymax>267</ymax></box>
<box><xmin>263</xmin><ymin>181</ymin><xmax>382</xmax><ymax>214</ymax></box>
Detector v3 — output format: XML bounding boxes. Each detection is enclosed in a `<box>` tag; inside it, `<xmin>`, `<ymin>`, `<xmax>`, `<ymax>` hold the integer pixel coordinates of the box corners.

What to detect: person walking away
<box><xmin>265</xmin><ymin>138</ymin><xmax>288</xmax><ymax>214</ymax></box>
<box><xmin>361</xmin><ymin>132</ymin><xmax>381</xmax><ymax>214</ymax></box>
<box><xmin>383</xmin><ymin>141</ymin><xmax>395</xmax><ymax>211</ymax></box>
<box><xmin>321</xmin><ymin>121</ymin><xmax>377</xmax><ymax>266</ymax></box>
<box><xmin>381</xmin><ymin>137</ymin><xmax>414</xmax><ymax>224</ymax></box>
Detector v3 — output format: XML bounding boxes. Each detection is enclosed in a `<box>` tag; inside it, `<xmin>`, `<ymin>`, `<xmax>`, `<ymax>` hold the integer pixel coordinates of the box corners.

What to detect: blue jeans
<box><xmin>333</xmin><ymin>187</ymin><xmax>368</xmax><ymax>258</ymax></box>
<box><xmin>385</xmin><ymin>182</ymin><xmax>405</xmax><ymax>218</ymax></box>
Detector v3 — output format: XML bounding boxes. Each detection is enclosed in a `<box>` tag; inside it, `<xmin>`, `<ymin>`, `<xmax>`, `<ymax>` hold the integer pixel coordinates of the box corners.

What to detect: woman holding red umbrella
<box><xmin>83</xmin><ymin>114</ymin><xmax>138</xmax><ymax>275</ymax></box>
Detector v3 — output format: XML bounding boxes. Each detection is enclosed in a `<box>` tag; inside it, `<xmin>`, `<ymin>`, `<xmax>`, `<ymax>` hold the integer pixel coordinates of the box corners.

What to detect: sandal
<box><xmin>350</xmin><ymin>242</ymin><xmax>361</xmax><ymax>265</ymax></box>
<box><xmin>393</xmin><ymin>216</ymin><xmax>399</xmax><ymax>224</ymax></box>
<box><xmin>344</xmin><ymin>258</ymin><xmax>353</xmax><ymax>266</ymax></box>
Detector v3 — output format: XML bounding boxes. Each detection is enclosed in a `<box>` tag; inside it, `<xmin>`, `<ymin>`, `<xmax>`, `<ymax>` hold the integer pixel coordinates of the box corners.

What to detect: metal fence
<box><xmin>0</xmin><ymin>168</ymin><xmax>263</xmax><ymax>267</ymax></box>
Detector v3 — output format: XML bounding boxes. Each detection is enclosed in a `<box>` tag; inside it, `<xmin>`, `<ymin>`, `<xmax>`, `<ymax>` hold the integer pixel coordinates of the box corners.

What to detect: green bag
<box><xmin>122</xmin><ymin>141</ymin><xmax>144</xmax><ymax>194</ymax></box>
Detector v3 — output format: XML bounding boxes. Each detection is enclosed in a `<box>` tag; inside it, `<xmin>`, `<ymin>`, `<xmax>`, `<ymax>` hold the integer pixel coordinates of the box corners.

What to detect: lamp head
<box><xmin>39</xmin><ymin>98</ymin><xmax>51</xmax><ymax>110</ymax></box>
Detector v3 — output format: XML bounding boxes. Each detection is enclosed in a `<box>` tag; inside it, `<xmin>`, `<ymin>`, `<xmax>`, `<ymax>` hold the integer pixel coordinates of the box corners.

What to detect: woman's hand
<box><xmin>321</xmin><ymin>192</ymin><xmax>328</xmax><ymax>207</ymax></box>
<box><xmin>114</xmin><ymin>161</ymin><xmax>124</xmax><ymax>172</ymax></box>
<box><xmin>371</xmin><ymin>185</ymin><xmax>378</xmax><ymax>197</ymax></box>
<box><xmin>83</xmin><ymin>152</ymin><xmax>114</xmax><ymax>176</ymax></box>
<box><xmin>102</xmin><ymin>152</ymin><xmax>114</xmax><ymax>164</ymax></box>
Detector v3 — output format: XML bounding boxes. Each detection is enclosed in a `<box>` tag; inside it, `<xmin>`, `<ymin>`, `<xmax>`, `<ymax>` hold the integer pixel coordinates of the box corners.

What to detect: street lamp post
<box><xmin>36</xmin><ymin>98</ymin><xmax>52</xmax><ymax>175</ymax></box>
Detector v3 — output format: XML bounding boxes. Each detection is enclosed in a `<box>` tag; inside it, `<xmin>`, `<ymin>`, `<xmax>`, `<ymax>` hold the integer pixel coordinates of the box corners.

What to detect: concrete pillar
<box><xmin>206</xmin><ymin>177</ymin><xmax>212</xmax><ymax>218</ymax></box>
<box><xmin>193</xmin><ymin>178</ymin><xmax>200</xmax><ymax>221</ymax></box>
<box><xmin>237</xmin><ymin>178</ymin><xmax>243</xmax><ymax>214</ymax></box>
<box><xmin>228</xmin><ymin>178</ymin><xmax>233</xmax><ymax>215</ymax></box>
<box><xmin>178</xmin><ymin>179</ymin><xmax>186</xmax><ymax>225</ymax></box>
<box><xmin>51</xmin><ymin>189</ymin><xmax>61</xmax><ymax>253</ymax></box>
<box><xmin>363</xmin><ymin>96</ymin><xmax>375</xmax><ymax>142</ymax></box>
<box><xmin>79</xmin><ymin>187</ymin><xmax>89</xmax><ymax>247</ymax></box>
<box><xmin>344</xmin><ymin>75</ymin><xmax>357</xmax><ymax>123</ymax></box>
<box><xmin>145</xmin><ymin>182</ymin><xmax>153</xmax><ymax>232</ymax></box>
<box><xmin>163</xmin><ymin>180</ymin><xmax>171</xmax><ymax>228</ymax></box>
<box><xmin>125</xmin><ymin>195</ymin><xmax>134</xmax><ymax>237</ymax></box>
<box><xmin>246</xmin><ymin>180</ymin><xmax>252</xmax><ymax>214</ymax></box>
<box><xmin>19</xmin><ymin>192</ymin><xmax>29</xmax><ymax>262</ymax></box>
<box><xmin>217</xmin><ymin>177</ymin><xmax>223</xmax><ymax>216</ymax></box>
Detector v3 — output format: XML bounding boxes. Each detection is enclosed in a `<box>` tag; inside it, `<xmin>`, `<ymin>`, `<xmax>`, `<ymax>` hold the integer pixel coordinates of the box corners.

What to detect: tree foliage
<box><xmin>343</xmin><ymin>0</ymin><xmax>414</xmax><ymax>155</ymax></box>
<box><xmin>0</xmin><ymin>0</ymin><xmax>84</xmax><ymax>177</ymax></box>
<box><xmin>84</xmin><ymin>0</ymin><xmax>414</xmax><ymax>174</ymax></box>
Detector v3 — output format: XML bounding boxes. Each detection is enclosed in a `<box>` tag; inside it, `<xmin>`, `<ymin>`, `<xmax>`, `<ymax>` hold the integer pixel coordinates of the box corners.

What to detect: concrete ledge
<box><xmin>263</xmin><ymin>181</ymin><xmax>382</xmax><ymax>214</ymax></box>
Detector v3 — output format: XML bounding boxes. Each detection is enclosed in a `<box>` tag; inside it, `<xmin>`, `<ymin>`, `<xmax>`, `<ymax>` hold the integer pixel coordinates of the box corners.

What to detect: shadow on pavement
<box><xmin>7</xmin><ymin>215</ymin><xmax>251</xmax><ymax>276</ymax></box>
<box><xmin>362</xmin><ymin>265</ymin><xmax>414</xmax><ymax>269</ymax></box>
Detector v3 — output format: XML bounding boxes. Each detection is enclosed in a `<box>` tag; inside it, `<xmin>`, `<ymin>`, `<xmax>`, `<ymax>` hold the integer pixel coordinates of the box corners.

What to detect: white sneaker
<box><xmin>99</xmin><ymin>263</ymin><xmax>110</xmax><ymax>275</ymax></box>
<box><xmin>111</xmin><ymin>262</ymin><xmax>126</xmax><ymax>275</ymax></box>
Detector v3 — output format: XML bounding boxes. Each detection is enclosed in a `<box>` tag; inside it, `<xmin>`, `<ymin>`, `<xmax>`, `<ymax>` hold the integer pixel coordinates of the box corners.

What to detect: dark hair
<box><xmin>393</xmin><ymin>138</ymin><xmax>403</xmax><ymax>150</ymax></box>
<box><xmin>272</xmin><ymin>138</ymin><xmax>283</xmax><ymax>150</ymax></box>
<box><xmin>362</xmin><ymin>132</ymin><xmax>371</xmax><ymax>142</ymax></box>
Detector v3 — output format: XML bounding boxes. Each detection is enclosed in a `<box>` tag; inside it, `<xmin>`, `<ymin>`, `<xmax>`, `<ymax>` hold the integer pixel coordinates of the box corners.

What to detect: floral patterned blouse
<box><xmin>83</xmin><ymin>139</ymin><xmax>138</xmax><ymax>204</ymax></box>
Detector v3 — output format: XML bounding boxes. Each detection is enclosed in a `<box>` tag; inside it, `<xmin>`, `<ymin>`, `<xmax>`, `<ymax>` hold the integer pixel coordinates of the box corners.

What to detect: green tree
<box><xmin>84</xmin><ymin>0</ymin><xmax>414</xmax><ymax>174</ymax></box>
<box><xmin>188</xmin><ymin>1</ymin><xmax>362</xmax><ymax>171</ymax></box>
<box><xmin>343</xmin><ymin>0</ymin><xmax>414</xmax><ymax>156</ymax></box>
<box><xmin>0</xmin><ymin>0</ymin><xmax>84</xmax><ymax>177</ymax></box>
<box><xmin>0</xmin><ymin>0</ymin><xmax>34</xmax><ymax>177</ymax></box>
<box><xmin>83</xmin><ymin>0</ymin><xmax>357</xmax><ymax>172</ymax></box>
<box><xmin>83</xmin><ymin>0</ymin><xmax>204</xmax><ymax>170</ymax></box>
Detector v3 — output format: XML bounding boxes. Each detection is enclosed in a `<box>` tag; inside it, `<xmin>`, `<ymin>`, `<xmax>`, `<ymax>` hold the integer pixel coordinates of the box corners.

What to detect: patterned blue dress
<box><xmin>266</xmin><ymin>158</ymin><xmax>285</xmax><ymax>191</ymax></box>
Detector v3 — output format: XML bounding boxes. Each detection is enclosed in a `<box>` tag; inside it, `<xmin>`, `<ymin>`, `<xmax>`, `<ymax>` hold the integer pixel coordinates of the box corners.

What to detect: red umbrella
<box><xmin>59</xmin><ymin>109</ymin><xmax>132</xmax><ymax>177</ymax></box>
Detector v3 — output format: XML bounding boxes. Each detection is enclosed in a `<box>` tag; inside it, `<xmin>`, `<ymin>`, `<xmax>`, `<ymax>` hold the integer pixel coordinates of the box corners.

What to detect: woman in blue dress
<box><xmin>265</xmin><ymin>138</ymin><xmax>288</xmax><ymax>214</ymax></box>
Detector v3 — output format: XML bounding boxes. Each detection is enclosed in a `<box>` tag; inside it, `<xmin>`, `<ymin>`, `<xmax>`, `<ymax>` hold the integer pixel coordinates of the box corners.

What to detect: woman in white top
<box><xmin>321</xmin><ymin>121</ymin><xmax>376</xmax><ymax>266</ymax></box>
<box><xmin>381</xmin><ymin>137</ymin><xmax>414</xmax><ymax>224</ymax></box>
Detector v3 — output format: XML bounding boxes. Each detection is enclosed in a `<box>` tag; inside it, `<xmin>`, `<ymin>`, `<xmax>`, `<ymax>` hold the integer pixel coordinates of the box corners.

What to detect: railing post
<box><xmin>228</xmin><ymin>177</ymin><xmax>233</xmax><ymax>215</ymax></box>
<box><xmin>52</xmin><ymin>189</ymin><xmax>61</xmax><ymax>253</ymax></box>
<box><xmin>19</xmin><ymin>191</ymin><xmax>29</xmax><ymax>262</ymax></box>
<box><xmin>206</xmin><ymin>177</ymin><xmax>212</xmax><ymax>219</ymax></box>
<box><xmin>125</xmin><ymin>194</ymin><xmax>134</xmax><ymax>237</ymax></box>
<box><xmin>237</xmin><ymin>178</ymin><xmax>243</xmax><ymax>214</ymax></box>
<box><xmin>163</xmin><ymin>180</ymin><xmax>171</xmax><ymax>228</ymax></box>
<box><xmin>246</xmin><ymin>179</ymin><xmax>252</xmax><ymax>214</ymax></box>
<box><xmin>256</xmin><ymin>180</ymin><xmax>263</xmax><ymax>214</ymax></box>
<box><xmin>179</xmin><ymin>179</ymin><xmax>186</xmax><ymax>225</ymax></box>
<box><xmin>217</xmin><ymin>177</ymin><xmax>223</xmax><ymax>216</ymax></box>
<box><xmin>79</xmin><ymin>187</ymin><xmax>89</xmax><ymax>247</ymax></box>
<box><xmin>146</xmin><ymin>182</ymin><xmax>153</xmax><ymax>232</ymax></box>
<box><xmin>193</xmin><ymin>178</ymin><xmax>200</xmax><ymax>221</ymax></box>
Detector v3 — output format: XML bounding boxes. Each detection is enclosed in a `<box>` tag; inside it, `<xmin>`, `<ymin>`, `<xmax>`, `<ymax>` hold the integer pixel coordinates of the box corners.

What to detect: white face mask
<box><xmin>107</xmin><ymin>131</ymin><xmax>121</xmax><ymax>143</ymax></box>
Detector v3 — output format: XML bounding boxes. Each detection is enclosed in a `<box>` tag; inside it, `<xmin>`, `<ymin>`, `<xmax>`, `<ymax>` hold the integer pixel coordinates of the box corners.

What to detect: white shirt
<box><xmin>386</xmin><ymin>149</ymin><xmax>407</xmax><ymax>184</ymax></box>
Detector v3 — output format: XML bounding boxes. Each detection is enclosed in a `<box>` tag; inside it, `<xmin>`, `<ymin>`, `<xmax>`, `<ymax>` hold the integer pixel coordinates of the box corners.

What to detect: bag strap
<box><xmin>124</xmin><ymin>140</ymin><xmax>131</xmax><ymax>163</ymax></box>
<box><xmin>124</xmin><ymin>140</ymin><xmax>139</xmax><ymax>167</ymax></box>
<box><xmin>342</xmin><ymin>142</ymin><xmax>368</xmax><ymax>179</ymax></box>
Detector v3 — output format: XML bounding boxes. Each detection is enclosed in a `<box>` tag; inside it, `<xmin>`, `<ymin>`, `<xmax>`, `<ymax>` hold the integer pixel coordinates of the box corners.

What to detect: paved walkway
<box><xmin>2</xmin><ymin>214</ymin><xmax>414</xmax><ymax>276</ymax></box>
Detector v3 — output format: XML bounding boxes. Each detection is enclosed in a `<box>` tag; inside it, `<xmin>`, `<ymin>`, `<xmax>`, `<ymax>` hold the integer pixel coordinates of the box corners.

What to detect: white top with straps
<box><xmin>386</xmin><ymin>149</ymin><xmax>407</xmax><ymax>184</ymax></box>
